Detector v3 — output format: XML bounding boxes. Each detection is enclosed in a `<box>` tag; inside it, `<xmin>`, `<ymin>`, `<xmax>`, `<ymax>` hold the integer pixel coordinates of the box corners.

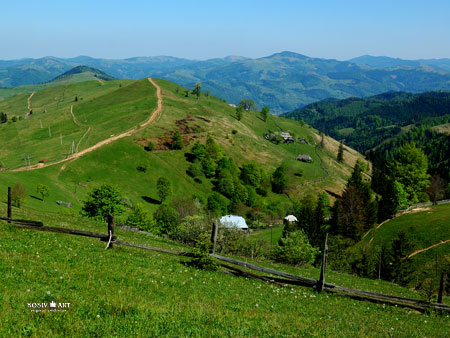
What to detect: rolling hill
<box><xmin>3</xmin><ymin>52</ymin><xmax>450</xmax><ymax>114</ymax></box>
<box><xmin>50</xmin><ymin>65</ymin><xmax>116</xmax><ymax>83</ymax></box>
<box><xmin>0</xmin><ymin>76</ymin><xmax>368</xmax><ymax>219</ymax></box>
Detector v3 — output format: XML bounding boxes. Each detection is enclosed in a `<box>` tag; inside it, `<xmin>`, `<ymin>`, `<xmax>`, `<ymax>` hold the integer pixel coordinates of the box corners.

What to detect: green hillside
<box><xmin>50</xmin><ymin>66</ymin><xmax>116</xmax><ymax>83</ymax></box>
<box><xmin>355</xmin><ymin>203</ymin><xmax>450</xmax><ymax>288</ymax></box>
<box><xmin>0</xmin><ymin>78</ymin><xmax>368</xmax><ymax>218</ymax></box>
<box><xmin>0</xmin><ymin>204</ymin><xmax>448</xmax><ymax>337</ymax></box>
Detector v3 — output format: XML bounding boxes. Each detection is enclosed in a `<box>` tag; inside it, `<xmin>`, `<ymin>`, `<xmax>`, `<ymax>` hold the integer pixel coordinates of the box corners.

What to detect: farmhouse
<box><xmin>219</xmin><ymin>215</ymin><xmax>248</xmax><ymax>231</ymax></box>
<box><xmin>297</xmin><ymin>154</ymin><xmax>312</xmax><ymax>162</ymax></box>
<box><xmin>283</xmin><ymin>214</ymin><xmax>298</xmax><ymax>225</ymax></box>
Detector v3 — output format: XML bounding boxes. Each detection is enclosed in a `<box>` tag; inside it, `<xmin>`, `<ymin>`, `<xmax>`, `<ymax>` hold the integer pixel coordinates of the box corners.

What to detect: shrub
<box><xmin>11</xmin><ymin>182</ymin><xmax>27</xmax><ymax>208</ymax></box>
<box><xmin>273</xmin><ymin>230</ymin><xmax>317</xmax><ymax>266</ymax></box>
<box><xmin>157</xmin><ymin>177</ymin><xmax>172</xmax><ymax>203</ymax></box>
<box><xmin>189</xmin><ymin>233</ymin><xmax>218</xmax><ymax>271</ymax></box>
<box><xmin>153</xmin><ymin>203</ymin><xmax>179</xmax><ymax>235</ymax></box>
<box><xmin>186</xmin><ymin>161</ymin><xmax>203</xmax><ymax>178</ymax></box>
<box><xmin>171</xmin><ymin>215</ymin><xmax>210</xmax><ymax>246</ymax></box>
<box><xmin>125</xmin><ymin>203</ymin><xmax>155</xmax><ymax>232</ymax></box>
<box><xmin>207</xmin><ymin>193</ymin><xmax>228</xmax><ymax>216</ymax></box>
<box><xmin>147</xmin><ymin>141</ymin><xmax>155</xmax><ymax>151</ymax></box>
<box><xmin>36</xmin><ymin>184</ymin><xmax>50</xmax><ymax>201</ymax></box>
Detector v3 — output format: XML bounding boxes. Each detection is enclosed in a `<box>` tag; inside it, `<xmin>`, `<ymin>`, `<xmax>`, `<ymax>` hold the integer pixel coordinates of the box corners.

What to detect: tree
<box><xmin>191</xmin><ymin>141</ymin><xmax>207</xmax><ymax>160</ymax></box>
<box><xmin>337</xmin><ymin>142</ymin><xmax>344</xmax><ymax>163</ymax></box>
<box><xmin>260</xmin><ymin>106</ymin><xmax>269</xmax><ymax>122</ymax></box>
<box><xmin>239</xmin><ymin>99</ymin><xmax>256</xmax><ymax>111</ymax></box>
<box><xmin>207</xmin><ymin>192</ymin><xmax>228</xmax><ymax>215</ymax></box>
<box><xmin>320</xmin><ymin>131</ymin><xmax>325</xmax><ymax>149</ymax></box>
<box><xmin>11</xmin><ymin>182</ymin><xmax>27</xmax><ymax>208</ymax></box>
<box><xmin>171</xmin><ymin>130</ymin><xmax>184</xmax><ymax>150</ymax></box>
<box><xmin>157</xmin><ymin>177</ymin><xmax>172</xmax><ymax>203</ymax></box>
<box><xmin>125</xmin><ymin>203</ymin><xmax>155</xmax><ymax>232</ymax></box>
<box><xmin>205</xmin><ymin>136</ymin><xmax>222</xmax><ymax>160</ymax></box>
<box><xmin>271</xmin><ymin>163</ymin><xmax>289</xmax><ymax>193</ymax></box>
<box><xmin>205</xmin><ymin>90</ymin><xmax>210</xmax><ymax>99</ymax></box>
<box><xmin>192</xmin><ymin>82</ymin><xmax>202</xmax><ymax>99</ymax></box>
<box><xmin>273</xmin><ymin>230</ymin><xmax>318</xmax><ymax>266</ymax></box>
<box><xmin>0</xmin><ymin>112</ymin><xmax>7</xmax><ymax>124</ymax></box>
<box><xmin>153</xmin><ymin>203</ymin><xmax>178</xmax><ymax>235</ymax></box>
<box><xmin>81</xmin><ymin>184</ymin><xmax>124</xmax><ymax>220</ymax></box>
<box><xmin>388</xmin><ymin>231</ymin><xmax>415</xmax><ymax>286</ymax></box>
<box><xmin>36</xmin><ymin>184</ymin><xmax>49</xmax><ymax>201</ymax></box>
<box><xmin>427</xmin><ymin>174</ymin><xmax>446</xmax><ymax>205</ymax></box>
<box><xmin>235</xmin><ymin>106</ymin><xmax>243</xmax><ymax>121</ymax></box>
<box><xmin>391</xmin><ymin>143</ymin><xmax>430</xmax><ymax>203</ymax></box>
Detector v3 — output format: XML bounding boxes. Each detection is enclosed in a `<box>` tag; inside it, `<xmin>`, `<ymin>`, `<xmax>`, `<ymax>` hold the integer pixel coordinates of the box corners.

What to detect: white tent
<box><xmin>219</xmin><ymin>215</ymin><xmax>248</xmax><ymax>230</ymax></box>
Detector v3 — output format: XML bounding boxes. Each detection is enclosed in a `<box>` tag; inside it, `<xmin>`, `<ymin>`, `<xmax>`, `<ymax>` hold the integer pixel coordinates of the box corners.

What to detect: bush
<box><xmin>207</xmin><ymin>193</ymin><xmax>229</xmax><ymax>215</ymax></box>
<box><xmin>186</xmin><ymin>161</ymin><xmax>203</xmax><ymax>178</ymax></box>
<box><xmin>171</xmin><ymin>215</ymin><xmax>210</xmax><ymax>246</ymax></box>
<box><xmin>11</xmin><ymin>182</ymin><xmax>27</xmax><ymax>208</ymax></box>
<box><xmin>273</xmin><ymin>230</ymin><xmax>317</xmax><ymax>266</ymax></box>
<box><xmin>81</xmin><ymin>184</ymin><xmax>124</xmax><ymax>220</ymax></box>
<box><xmin>189</xmin><ymin>233</ymin><xmax>218</xmax><ymax>271</ymax></box>
<box><xmin>125</xmin><ymin>203</ymin><xmax>155</xmax><ymax>232</ymax></box>
<box><xmin>147</xmin><ymin>141</ymin><xmax>155</xmax><ymax>151</ymax></box>
<box><xmin>153</xmin><ymin>203</ymin><xmax>179</xmax><ymax>235</ymax></box>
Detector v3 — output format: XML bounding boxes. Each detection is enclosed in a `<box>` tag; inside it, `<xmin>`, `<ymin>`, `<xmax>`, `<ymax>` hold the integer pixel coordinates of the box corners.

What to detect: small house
<box><xmin>297</xmin><ymin>154</ymin><xmax>312</xmax><ymax>162</ymax></box>
<box><xmin>283</xmin><ymin>215</ymin><xmax>298</xmax><ymax>225</ymax></box>
<box><xmin>298</xmin><ymin>138</ymin><xmax>307</xmax><ymax>144</ymax></box>
<box><xmin>219</xmin><ymin>215</ymin><xmax>248</xmax><ymax>231</ymax></box>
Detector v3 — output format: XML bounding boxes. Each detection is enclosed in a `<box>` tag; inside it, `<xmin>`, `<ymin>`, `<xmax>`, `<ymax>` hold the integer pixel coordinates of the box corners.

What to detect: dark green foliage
<box><xmin>240</xmin><ymin>163</ymin><xmax>263</xmax><ymax>187</ymax></box>
<box><xmin>330</xmin><ymin>162</ymin><xmax>377</xmax><ymax>240</ymax></box>
<box><xmin>201</xmin><ymin>156</ymin><xmax>217</xmax><ymax>178</ymax></box>
<box><xmin>239</xmin><ymin>99</ymin><xmax>256</xmax><ymax>111</ymax></box>
<box><xmin>216</xmin><ymin>174</ymin><xmax>235</xmax><ymax>199</ymax></box>
<box><xmin>271</xmin><ymin>163</ymin><xmax>289</xmax><ymax>193</ymax></box>
<box><xmin>286</xmin><ymin>91</ymin><xmax>450</xmax><ymax>152</ymax></box>
<box><xmin>191</xmin><ymin>141</ymin><xmax>207</xmax><ymax>160</ymax></box>
<box><xmin>390</xmin><ymin>143</ymin><xmax>429</xmax><ymax>204</ymax></box>
<box><xmin>235</xmin><ymin>106</ymin><xmax>243</xmax><ymax>121</ymax></box>
<box><xmin>205</xmin><ymin>136</ymin><xmax>222</xmax><ymax>161</ymax></box>
<box><xmin>387</xmin><ymin>231</ymin><xmax>415</xmax><ymax>286</ymax></box>
<box><xmin>273</xmin><ymin>230</ymin><xmax>318</xmax><ymax>266</ymax></box>
<box><xmin>81</xmin><ymin>184</ymin><xmax>124</xmax><ymax>220</ymax></box>
<box><xmin>157</xmin><ymin>177</ymin><xmax>172</xmax><ymax>203</ymax></box>
<box><xmin>153</xmin><ymin>203</ymin><xmax>179</xmax><ymax>235</ymax></box>
<box><xmin>171</xmin><ymin>130</ymin><xmax>184</xmax><ymax>150</ymax></box>
<box><xmin>207</xmin><ymin>192</ymin><xmax>228</xmax><ymax>215</ymax></box>
<box><xmin>186</xmin><ymin>161</ymin><xmax>203</xmax><ymax>178</ymax></box>
<box><xmin>147</xmin><ymin>141</ymin><xmax>155</xmax><ymax>151</ymax></box>
<box><xmin>260</xmin><ymin>106</ymin><xmax>269</xmax><ymax>122</ymax></box>
<box><xmin>0</xmin><ymin>112</ymin><xmax>7</xmax><ymax>124</ymax></box>
<box><xmin>189</xmin><ymin>233</ymin><xmax>218</xmax><ymax>271</ymax></box>
<box><xmin>192</xmin><ymin>82</ymin><xmax>202</xmax><ymax>99</ymax></box>
<box><xmin>11</xmin><ymin>116</ymin><xmax>17</xmax><ymax>122</ymax></box>
<box><xmin>11</xmin><ymin>182</ymin><xmax>27</xmax><ymax>208</ymax></box>
<box><xmin>36</xmin><ymin>184</ymin><xmax>49</xmax><ymax>201</ymax></box>
<box><xmin>337</xmin><ymin>142</ymin><xmax>344</xmax><ymax>163</ymax></box>
<box><xmin>125</xmin><ymin>203</ymin><xmax>155</xmax><ymax>232</ymax></box>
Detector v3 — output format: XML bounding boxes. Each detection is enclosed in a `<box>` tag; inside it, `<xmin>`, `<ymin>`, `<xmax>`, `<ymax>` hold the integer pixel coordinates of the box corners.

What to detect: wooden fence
<box><xmin>2</xmin><ymin>187</ymin><xmax>449</xmax><ymax>314</ymax></box>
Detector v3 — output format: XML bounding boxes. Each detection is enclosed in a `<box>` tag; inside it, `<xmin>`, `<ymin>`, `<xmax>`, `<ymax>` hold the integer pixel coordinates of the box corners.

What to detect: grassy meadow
<box><xmin>0</xmin><ymin>204</ymin><xmax>449</xmax><ymax>337</ymax></box>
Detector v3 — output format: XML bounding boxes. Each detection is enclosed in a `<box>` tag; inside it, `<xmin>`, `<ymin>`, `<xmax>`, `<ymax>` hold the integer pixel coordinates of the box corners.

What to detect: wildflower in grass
<box><xmin>47</xmin><ymin>291</ymin><xmax>50</xmax><ymax>295</ymax></box>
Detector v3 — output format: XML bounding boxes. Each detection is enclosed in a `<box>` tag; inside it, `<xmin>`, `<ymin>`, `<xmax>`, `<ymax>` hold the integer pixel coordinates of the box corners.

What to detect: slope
<box><xmin>50</xmin><ymin>65</ymin><xmax>116</xmax><ymax>83</ymax></box>
<box><xmin>0</xmin><ymin>205</ymin><xmax>448</xmax><ymax>337</ymax></box>
<box><xmin>0</xmin><ymin>78</ymin><xmax>367</xmax><ymax>218</ymax></box>
<box><xmin>355</xmin><ymin>203</ymin><xmax>450</xmax><ymax>287</ymax></box>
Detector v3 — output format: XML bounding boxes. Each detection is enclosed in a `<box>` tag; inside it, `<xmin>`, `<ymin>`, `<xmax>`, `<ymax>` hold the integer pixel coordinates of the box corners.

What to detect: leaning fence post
<box><xmin>317</xmin><ymin>233</ymin><xmax>329</xmax><ymax>293</ymax></box>
<box><xmin>7</xmin><ymin>187</ymin><xmax>12</xmax><ymax>223</ymax></box>
<box><xmin>437</xmin><ymin>272</ymin><xmax>446</xmax><ymax>304</ymax></box>
<box><xmin>106</xmin><ymin>214</ymin><xmax>115</xmax><ymax>249</ymax></box>
<box><xmin>210</xmin><ymin>220</ymin><xmax>218</xmax><ymax>253</ymax></box>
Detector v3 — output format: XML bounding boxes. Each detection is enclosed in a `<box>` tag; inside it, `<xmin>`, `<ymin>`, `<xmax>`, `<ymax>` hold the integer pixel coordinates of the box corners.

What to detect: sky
<box><xmin>1</xmin><ymin>0</ymin><xmax>449</xmax><ymax>61</ymax></box>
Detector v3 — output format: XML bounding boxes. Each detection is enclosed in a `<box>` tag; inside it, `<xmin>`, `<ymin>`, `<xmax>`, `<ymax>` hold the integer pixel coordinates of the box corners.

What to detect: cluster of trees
<box><xmin>234</xmin><ymin>99</ymin><xmax>269</xmax><ymax>122</ymax></box>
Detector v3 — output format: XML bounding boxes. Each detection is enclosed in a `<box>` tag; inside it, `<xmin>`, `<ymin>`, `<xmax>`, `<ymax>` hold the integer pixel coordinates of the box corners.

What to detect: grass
<box><xmin>0</xmin><ymin>205</ymin><xmax>449</xmax><ymax>337</ymax></box>
<box><xmin>357</xmin><ymin>204</ymin><xmax>450</xmax><ymax>287</ymax></box>
<box><xmin>249</xmin><ymin>225</ymin><xmax>284</xmax><ymax>245</ymax></box>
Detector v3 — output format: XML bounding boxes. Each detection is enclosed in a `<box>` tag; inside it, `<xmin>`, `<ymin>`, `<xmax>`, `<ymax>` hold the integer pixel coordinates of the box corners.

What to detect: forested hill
<box><xmin>284</xmin><ymin>91</ymin><xmax>450</xmax><ymax>152</ymax></box>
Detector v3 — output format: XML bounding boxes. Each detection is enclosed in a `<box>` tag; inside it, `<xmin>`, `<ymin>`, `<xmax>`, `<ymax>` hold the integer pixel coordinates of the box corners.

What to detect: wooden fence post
<box><xmin>437</xmin><ymin>272</ymin><xmax>446</xmax><ymax>304</ymax></box>
<box><xmin>107</xmin><ymin>214</ymin><xmax>115</xmax><ymax>249</ymax></box>
<box><xmin>210</xmin><ymin>220</ymin><xmax>218</xmax><ymax>253</ymax></box>
<box><xmin>317</xmin><ymin>233</ymin><xmax>329</xmax><ymax>293</ymax></box>
<box><xmin>7</xmin><ymin>187</ymin><xmax>12</xmax><ymax>223</ymax></box>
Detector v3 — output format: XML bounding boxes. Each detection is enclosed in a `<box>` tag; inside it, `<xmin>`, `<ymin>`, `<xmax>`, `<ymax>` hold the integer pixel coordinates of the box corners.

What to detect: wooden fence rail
<box><xmin>1</xmin><ymin>209</ymin><xmax>449</xmax><ymax>314</ymax></box>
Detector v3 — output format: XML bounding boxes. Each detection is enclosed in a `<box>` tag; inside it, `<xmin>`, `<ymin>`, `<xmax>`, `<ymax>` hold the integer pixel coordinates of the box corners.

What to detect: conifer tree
<box><xmin>337</xmin><ymin>142</ymin><xmax>344</xmax><ymax>163</ymax></box>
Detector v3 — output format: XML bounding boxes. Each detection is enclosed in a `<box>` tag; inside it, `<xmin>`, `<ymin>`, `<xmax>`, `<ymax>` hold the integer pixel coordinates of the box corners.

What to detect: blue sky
<box><xmin>1</xmin><ymin>0</ymin><xmax>449</xmax><ymax>60</ymax></box>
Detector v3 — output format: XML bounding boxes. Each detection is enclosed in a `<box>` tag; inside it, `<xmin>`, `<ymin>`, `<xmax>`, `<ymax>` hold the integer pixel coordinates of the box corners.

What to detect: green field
<box><xmin>356</xmin><ymin>203</ymin><xmax>450</xmax><ymax>286</ymax></box>
<box><xmin>0</xmin><ymin>205</ymin><xmax>449</xmax><ymax>337</ymax></box>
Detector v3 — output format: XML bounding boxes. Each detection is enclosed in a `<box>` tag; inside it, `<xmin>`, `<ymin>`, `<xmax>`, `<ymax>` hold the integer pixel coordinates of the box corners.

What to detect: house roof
<box><xmin>219</xmin><ymin>215</ymin><xmax>248</xmax><ymax>229</ymax></box>
<box><xmin>284</xmin><ymin>215</ymin><xmax>298</xmax><ymax>222</ymax></box>
<box><xmin>297</xmin><ymin>154</ymin><xmax>312</xmax><ymax>161</ymax></box>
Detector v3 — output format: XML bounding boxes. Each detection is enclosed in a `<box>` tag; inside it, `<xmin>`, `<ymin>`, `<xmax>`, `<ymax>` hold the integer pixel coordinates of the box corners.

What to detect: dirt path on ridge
<box><xmin>407</xmin><ymin>239</ymin><xmax>450</xmax><ymax>259</ymax></box>
<box><xmin>10</xmin><ymin>78</ymin><xmax>162</xmax><ymax>172</ymax></box>
<box><xmin>27</xmin><ymin>92</ymin><xmax>35</xmax><ymax>110</ymax></box>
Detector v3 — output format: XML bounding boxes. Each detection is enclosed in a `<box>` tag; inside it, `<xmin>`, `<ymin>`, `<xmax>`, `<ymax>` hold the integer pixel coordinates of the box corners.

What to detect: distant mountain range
<box><xmin>1</xmin><ymin>52</ymin><xmax>450</xmax><ymax>114</ymax></box>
